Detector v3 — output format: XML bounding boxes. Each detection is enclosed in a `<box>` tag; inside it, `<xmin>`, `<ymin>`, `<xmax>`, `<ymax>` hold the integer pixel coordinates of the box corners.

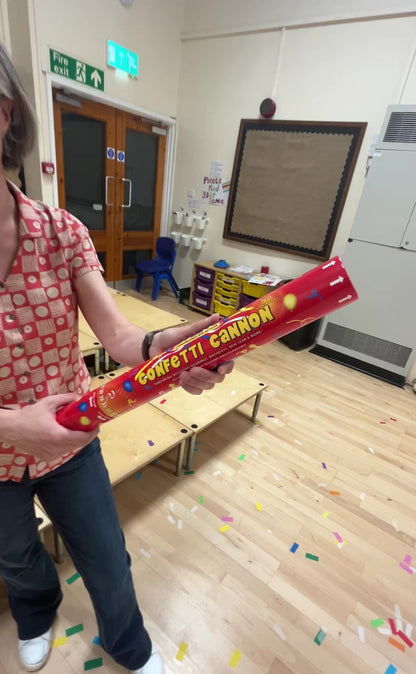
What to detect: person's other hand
<box><xmin>152</xmin><ymin>314</ymin><xmax>234</xmax><ymax>395</ymax></box>
<box><xmin>4</xmin><ymin>394</ymin><xmax>99</xmax><ymax>461</ymax></box>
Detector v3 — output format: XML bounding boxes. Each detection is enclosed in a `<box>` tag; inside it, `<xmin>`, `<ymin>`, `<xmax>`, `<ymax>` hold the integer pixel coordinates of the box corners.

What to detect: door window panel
<box><xmin>123</xmin><ymin>129</ymin><xmax>157</xmax><ymax>232</ymax></box>
<box><xmin>62</xmin><ymin>112</ymin><xmax>105</xmax><ymax>231</ymax></box>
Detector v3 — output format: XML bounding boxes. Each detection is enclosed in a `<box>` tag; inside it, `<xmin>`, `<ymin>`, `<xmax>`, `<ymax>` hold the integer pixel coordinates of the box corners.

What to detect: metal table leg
<box><xmin>175</xmin><ymin>439</ymin><xmax>186</xmax><ymax>476</ymax></box>
<box><xmin>251</xmin><ymin>391</ymin><xmax>263</xmax><ymax>422</ymax></box>
<box><xmin>185</xmin><ymin>435</ymin><xmax>197</xmax><ymax>471</ymax></box>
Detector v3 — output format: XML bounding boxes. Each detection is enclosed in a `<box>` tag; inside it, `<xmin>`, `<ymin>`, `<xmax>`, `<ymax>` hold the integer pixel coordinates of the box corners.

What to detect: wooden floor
<box><xmin>2</xmin><ymin>283</ymin><xmax>416</xmax><ymax>674</ymax></box>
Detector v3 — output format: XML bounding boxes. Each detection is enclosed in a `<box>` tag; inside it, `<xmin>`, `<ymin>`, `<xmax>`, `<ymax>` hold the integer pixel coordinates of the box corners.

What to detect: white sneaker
<box><xmin>18</xmin><ymin>628</ymin><xmax>52</xmax><ymax>671</ymax></box>
<box><xmin>131</xmin><ymin>646</ymin><xmax>165</xmax><ymax>673</ymax></box>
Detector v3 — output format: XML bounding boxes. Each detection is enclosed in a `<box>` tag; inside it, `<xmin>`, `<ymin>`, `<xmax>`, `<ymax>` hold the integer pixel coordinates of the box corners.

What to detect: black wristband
<box><xmin>141</xmin><ymin>330</ymin><xmax>162</xmax><ymax>361</ymax></box>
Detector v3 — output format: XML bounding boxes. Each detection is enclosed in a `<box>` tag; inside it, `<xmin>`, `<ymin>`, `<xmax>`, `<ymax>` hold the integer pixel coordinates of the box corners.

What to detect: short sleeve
<box><xmin>62</xmin><ymin>211</ymin><xmax>104</xmax><ymax>280</ymax></box>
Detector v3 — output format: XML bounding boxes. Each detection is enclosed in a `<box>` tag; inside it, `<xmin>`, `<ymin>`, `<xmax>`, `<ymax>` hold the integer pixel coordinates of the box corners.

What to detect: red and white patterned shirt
<box><xmin>0</xmin><ymin>182</ymin><xmax>103</xmax><ymax>482</ymax></box>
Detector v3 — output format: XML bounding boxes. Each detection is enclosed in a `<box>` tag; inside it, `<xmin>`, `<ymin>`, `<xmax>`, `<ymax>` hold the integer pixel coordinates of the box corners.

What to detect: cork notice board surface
<box><xmin>223</xmin><ymin>119</ymin><xmax>367</xmax><ymax>261</ymax></box>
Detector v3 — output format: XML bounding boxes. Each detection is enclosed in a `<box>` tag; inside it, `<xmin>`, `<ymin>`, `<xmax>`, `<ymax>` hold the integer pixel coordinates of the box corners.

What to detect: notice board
<box><xmin>223</xmin><ymin>119</ymin><xmax>367</xmax><ymax>261</ymax></box>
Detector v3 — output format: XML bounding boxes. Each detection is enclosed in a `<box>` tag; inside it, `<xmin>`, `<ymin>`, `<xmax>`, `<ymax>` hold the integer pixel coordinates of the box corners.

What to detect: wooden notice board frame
<box><xmin>223</xmin><ymin>119</ymin><xmax>367</xmax><ymax>261</ymax></box>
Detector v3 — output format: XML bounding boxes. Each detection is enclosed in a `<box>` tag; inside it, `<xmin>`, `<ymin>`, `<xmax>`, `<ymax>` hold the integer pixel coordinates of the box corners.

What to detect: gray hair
<box><xmin>0</xmin><ymin>43</ymin><xmax>37</xmax><ymax>169</ymax></box>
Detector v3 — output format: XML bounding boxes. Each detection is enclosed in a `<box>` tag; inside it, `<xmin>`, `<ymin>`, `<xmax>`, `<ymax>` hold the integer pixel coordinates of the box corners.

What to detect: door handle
<box><xmin>105</xmin><ymin>176</ymin><xmax>115</xmax><ymax>206</ymax></box>
<box><xmin>122</xmin><ymin>178</ymin><xmax>132</xmax><ymax>208</ymax></box>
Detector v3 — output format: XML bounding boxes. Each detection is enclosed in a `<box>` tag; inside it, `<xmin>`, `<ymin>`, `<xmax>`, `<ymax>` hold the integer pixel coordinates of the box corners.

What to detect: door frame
<box><xmin>44</xmin><ymin>71</ymin><xmax>176</xmax><ymax>245</ymax></box>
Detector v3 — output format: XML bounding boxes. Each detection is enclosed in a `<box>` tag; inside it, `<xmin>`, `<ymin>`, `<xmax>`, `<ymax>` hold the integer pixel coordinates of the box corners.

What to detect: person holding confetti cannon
<box><xmin>0</xmin><ymin>44</ymin><xmax>233</xmax><ymax>674</ymax></box>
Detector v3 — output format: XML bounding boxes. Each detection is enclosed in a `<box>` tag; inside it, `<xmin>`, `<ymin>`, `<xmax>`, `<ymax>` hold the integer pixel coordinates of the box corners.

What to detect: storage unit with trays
<box><xmin>190</xmin><ymin>261</ymin><xmax>273</xmax><ymax>316</ymax></box>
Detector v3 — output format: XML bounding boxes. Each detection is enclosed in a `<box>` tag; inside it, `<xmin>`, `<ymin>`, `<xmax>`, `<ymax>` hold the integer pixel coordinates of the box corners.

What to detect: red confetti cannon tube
<box><xmin>57</xmin><ymin>256</ymin><xmax>358</xmax><ymax>431</ymax></box>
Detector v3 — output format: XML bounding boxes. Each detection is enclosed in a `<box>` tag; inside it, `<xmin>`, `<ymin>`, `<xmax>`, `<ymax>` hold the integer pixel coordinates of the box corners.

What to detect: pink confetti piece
<box><xmin>397</xmin><ymin>630</ymin><xmax>413</xmax><ymax>647</ymax></box>
<box><xmin>380</xmin><ymin>421</ymin><xmax>387</xmax><ymax>424</ymax></box>
<box><xmin>404</xmin><ymin>555</ymin><xmax>412</xmax><ymax>565</ymax></box>
<box><xmin>221</xmin><ymin>517</ymin><xmax>234</xmax><ymax>522</ymax></box>
<box><xmin>390</xmin><ymin>417</ymin><xmax>397</xmax><ymax>422</ymax></box>
<box><xmin>400</xmin><ymin>563</ymin><xmax>414</xmax><ymax>574</ymax></box>
<box><xmin>333</xmin><ymin>532</ymin><xmax>343</xmax><ymax>543</ymax></box>
<box><xmin>388</xmin><ymin>619</ymin><xmax>398</xmax><ymax>635</ymax></box>
<box><xmin>160</xmin><ymin>399</ymin><xmax>167</xmax><ymax>404</ymax></box>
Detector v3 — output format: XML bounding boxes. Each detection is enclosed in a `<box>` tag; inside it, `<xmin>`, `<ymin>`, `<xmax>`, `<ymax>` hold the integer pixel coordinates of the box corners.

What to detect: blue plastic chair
<box><xmin>134</xmin><ymin>237</ymin><xmax>179</xmax><ymax>301</ymax></box>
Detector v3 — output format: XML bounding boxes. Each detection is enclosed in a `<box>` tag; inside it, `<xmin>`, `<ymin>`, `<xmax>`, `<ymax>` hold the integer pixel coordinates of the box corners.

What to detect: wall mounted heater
<box><xmin>312</xmin><ymin>105</ymin><xmax>416</xmax><ymax>386</ymax></box>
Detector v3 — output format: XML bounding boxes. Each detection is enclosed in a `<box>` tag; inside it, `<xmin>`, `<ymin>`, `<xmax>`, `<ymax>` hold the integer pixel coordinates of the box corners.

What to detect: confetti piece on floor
<box><xmin>390</xmin><ymin>418</ymin><xmax>397</xmax><ymax>422</ymax></box>
<box><xmin>397</xmin><ymin>630</ymin><xmax>413</xmax><ymax>647</ymax></box>
<box><xmin>177</xmin><ymin>519</ymin><xmax>183</xmax><ymax>530</ymax></box>
<box><xmin>305</xmin><ymin>553</ymin><xmax>319</xmax><ymax>562</ymax></box>
<box><xmin>84</xmin><ymin>658</ymin><xmax>103</xmax><ymax>671</ymax></box>
<box><xmin>333</xmin><ymin>532</ymin><xmax>343</xmax><ymax>543</ymax></box>
<box><xmin>66</xmin><ymin>571</ymin><xmax>81</xmax><ymax>585</ymax></box>
<box><xmin>388</xmin><ymin>619</ymin><xmax>398</xmax><ymax>635</ymax></box>
<box><xmin>404</xmin><ymin>555</ymin><xmax>412</xmax><ymax>565</ymax></box>
<box><xmin>380</xmin><ymin>421</ymin><xmax>387</xmax><ymax>424</ymax></box>
<box><xmin>394</xmin><ymin>604</ymin><xmax>403</xmax><ymax>631</ymax></box>
<box><xmin>169</xmin><ymin>502</ymin><xmax>175</xmax><ymax>511</ymax></box>
<box><xmin>212</xmin><ymin>470</ymin><xmax>221</xmax><ymax>476</ymax></box>
<box><xmin>221</xmin><ymin>516</ymin><xmax>234</xmax><ymax>522</ymax></box>
<box><xmin>360</xmin><ymin>493</ymin><xmax>365</xmax><ymax>500</ymax></box>
<box><xmin>405</xmin><ymin>623</ymin><xmax>413</xmax><ymax>638</ymax></box>
<box><xmin>273</xmin><ymin>474</ymin><xmax>280</xmax><ymax>481</ymax></box>
<box><xmin>140</xmin><ymin>548</ymin><xmax>151</xmax><ymax>559</ymax></box>
<box><xmin>337</xmin><ymin>541</ymin><xmax>346</xmax><ymax>549</ymax></box>
<box><xmin>93</xmin><ymin>636</ymin><xmax>101</xmax><ymax>646</ymax></box>
<box><xmin>392</xmin><ymin>521</ymin><xmax>399</xmax><ymax>531</ymax></box>
<box><xmin>318</xmin><ymin>483</ymin><xmax>327</xmax><ymax>487</ymax></box>
<box><xmin>384</xmin><ymin>666</ymin><xmax>397</xmax><ymax>674</ymax></box>
<box><xmin>368</xmin><ymin>447</ymin><xmax>375</xmax><ymax>453</ymax></box>
<box><xmin>399</xmin><ymin>563</ymin><xmax>413</xmax><ymax>574</ymax></box>
<box><xmin>52</xmin><ymin>636</ymin><xmax>67</xmax><ymax>648</ymax></box>
<box><xmin>370</xmin><ymin>618</ymin><xmax>384</xmax><ymax>628</ymax></box>
<box><xmin>295</xmin><ymin>439</ymin><xmax>302</xmax><ymax>445</ymax></box>
<box><xmin>190</xmin><ymin>505</ymin><xmax>198</xmax><ymax>514</ymax></box>
<box><xmin>378</xmin><ymin>627</ymin><xmax>392</xmax><ymax>636</ymax></box>
<box><xmin>329</xmin><ymin>491</ymin><xmax>340</xmax><ymax>496</ymax></box>
<box><xmin>175</xmin><ymin>642</ymin><xmax>188</xmax><ymax>662</ymax></box>
<box><xmin>357</xmin><ymin>626</ymin><xmax>365</xmax><ymax>643</ymax></box>
<box><xmin>255</xmin><ymin>502</ymin><xmax>262</xmax><ymax>511</ymax></box>
<box><xmin>219</xmin><ymin>525</ymin><xmax>230</xmax><ymax>533</ymax></box>
<box><xmin>323</xmin><ymin>511</ymin><xmax>329</xmax><ymax>518</ymax></box>
<box><xmin>199</xmin><ymin>496</ymin><xmax>204</xmax><ymax>504</ymax></box>
<box><xmin>66</xmin><ymin>623</ymin><xmax>84</xmax><ymax>637</ymax></box>
<box><xmin>290</xmin><ymin>542</ymin><xmax>299</xmax><ymax>553</ymax></box>
<box><xmin>229</xmin><ymin>649</ymin><xmax>242</xmax><ymax>668</ymax></box>
<box><xmin>147</xmin><ymin>439</ymin><xmax>154</xmax><ymax>446</ymax></box>
<box><xmin>238</xmin><ymin>454</ymin><xmax>245</xmax><ymax>461</ymax></box>
<box><xmin>167</xmin><ymin>515</ymin><xmax>176</xmax><ymax>525</ymax></box>
<box><xmin>388</xmin><ymin>636</ymin><xmax>405</xmax><ymax>652</ymax></box>
<box><xmin>273</xmin><ymin>624</ymin><xmax>287</xmax><ymax>640</ymax></box>
<box><xmin>160</xmin><ymin>399</ymin><xmax>167</xmax><ymax>404</ymax></box>
<box><xmin>135</xmin><ymin>472</ymin><xmax>142</xmax><ymax>480</ymax></box>
<box><xmin>321</xmin><ymin>462</ymin><xmax>327</xmax><ymax>469</ymax></box>
<box><xmin>314</xmin><ymin>628</ymin><xmax>327</xmax><ymax>645</ymax></box>
<box><xmin>184</xmin><ymin>470</ymin><xmax>194</xmax><ymax>475</ymax></box>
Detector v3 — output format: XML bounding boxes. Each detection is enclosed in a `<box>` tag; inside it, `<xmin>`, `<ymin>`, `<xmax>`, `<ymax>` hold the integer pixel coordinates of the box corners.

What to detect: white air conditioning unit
<box><xmin>312</xmin><ymin>105</ymin><xmax>416</xmax><ymax>386</ymax></box>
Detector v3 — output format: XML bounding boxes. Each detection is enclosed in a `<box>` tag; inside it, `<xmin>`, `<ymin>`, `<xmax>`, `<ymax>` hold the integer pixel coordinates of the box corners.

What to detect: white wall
<box><xmin>172</xmin><ymin>10</ymin><xmax>416</xmax><ymax>290</ymax></box>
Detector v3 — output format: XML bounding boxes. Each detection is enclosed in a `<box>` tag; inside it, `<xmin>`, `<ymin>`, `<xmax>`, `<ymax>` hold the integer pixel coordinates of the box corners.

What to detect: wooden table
<box><xmin>150</xmin><ymin>369</ymin><xmax>266</xmax><ymax>469</ymax></box>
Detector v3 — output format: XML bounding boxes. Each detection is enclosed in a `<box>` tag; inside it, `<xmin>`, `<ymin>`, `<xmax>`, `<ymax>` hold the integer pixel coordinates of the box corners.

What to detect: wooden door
<box><xmin>53</xmin><ymin>91</ymin><xmax>167</xmax><ymax>283</ymax></box>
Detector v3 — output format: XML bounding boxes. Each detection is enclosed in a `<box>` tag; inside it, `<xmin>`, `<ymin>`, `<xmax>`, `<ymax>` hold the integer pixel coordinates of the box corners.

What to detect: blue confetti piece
<box><xmin>93</xmin><ymin>636</ymin><xmax>101</xmax><ymax>646</ymax></box>
<box><xmin>290</xmin><ymin>542</ymin><xmax>299</xmax><ymax>553</ymax></box>
<box><xmin>384</xmin><ymin>666</ymin><xmax>397</xmax><ymax>674</ymax></box>
<box><xmin>147</xmin><ymin>440</ymin><xmax>154</xmax><ymax>447</ymax></box>
<box><xmin>136</xmin><ymin>472</ymin><xmax>142</xmax><ymax>480</ymax></box>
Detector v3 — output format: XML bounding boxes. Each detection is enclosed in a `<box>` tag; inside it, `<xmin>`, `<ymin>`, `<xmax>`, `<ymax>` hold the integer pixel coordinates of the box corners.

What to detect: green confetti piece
<box><xmin>370</xmin><ymin>618</ymin><xmax>384</xmax><ymax>628</ymax></box>
<box><xmin>314</xmin><ymin>629</ymin><xmax>327</xmax><ymax>645</ymax></box>
<box><xmin>66</xmin><ymin>623</ymin><xmax>84</xmax><ymax>637</ymax></box>
<box><xmin>238</xmin><ymin>454</ymin><xmax>246</xmax><ymax>461</ymax></box>
<box><xmin>305</xmin><ymin>553</ymin><xmax>319</xmax><ymax>562</ymax></box>
<box><xmin>184</xmin><ymin>470</ymin><xmax>194</xmax><ymax>475</ymax></box>
<box><xmin>66</xmin><ymin>572</ymin><xmax>81</xmax><ymax>585</ymax></box>
<box><xmin>84</xmin><ymin>658</ymin><xmax>103</xmax><ymax>671</ymax></box>
<box><xmin>199</xmin><ymin>495</ymin><xmax>204</xmax><ymax>503</ymax></box>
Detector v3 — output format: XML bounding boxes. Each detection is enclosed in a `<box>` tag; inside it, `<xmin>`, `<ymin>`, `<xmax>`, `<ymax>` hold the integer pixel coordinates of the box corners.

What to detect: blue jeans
<box><xmin>0</xmin><ymin>438</ymin><xmax>152</xmax><ymax>670</ymax></box>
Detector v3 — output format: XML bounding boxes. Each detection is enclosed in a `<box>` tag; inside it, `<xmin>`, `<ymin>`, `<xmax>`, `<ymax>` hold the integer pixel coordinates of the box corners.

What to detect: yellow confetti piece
<box><xmin>323</xmin><ymin>511</ymin><xmax>329</xmax><ymax>518</ymax></box>
<box><xmin>175</xmin><ymin>642</ymin><xmax>188</xmax><ymax>662</ymax></box>
<box><xmin>219</xmin><ymin>525</ymin><xmax>230</xmax><ymax>533</ymax></box>
<box><xmin>255</xmin><ymin>502</ymin><xmax>262</xmax><ymax>511</ymax></box>
<box><xmin>52</xmin><ymin>636</ymin><xmax>67</xmax><ymax>648</ymax></box>
<box><xmin>229</xmin><ymin>649</ymin><xmax>242</xmax><ymax>668</ymax></box>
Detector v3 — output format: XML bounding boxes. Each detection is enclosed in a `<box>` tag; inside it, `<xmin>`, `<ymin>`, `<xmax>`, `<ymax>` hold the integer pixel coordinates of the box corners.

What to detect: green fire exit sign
<box><xmin>49</xmin><ymin>49</ymin><xmax>104</xmax><ymax>91</ymax></box>
<box><xmin>107</xmin><ymin>40</ymin><xmax>138</xmax><ymax>78</ymax></box>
